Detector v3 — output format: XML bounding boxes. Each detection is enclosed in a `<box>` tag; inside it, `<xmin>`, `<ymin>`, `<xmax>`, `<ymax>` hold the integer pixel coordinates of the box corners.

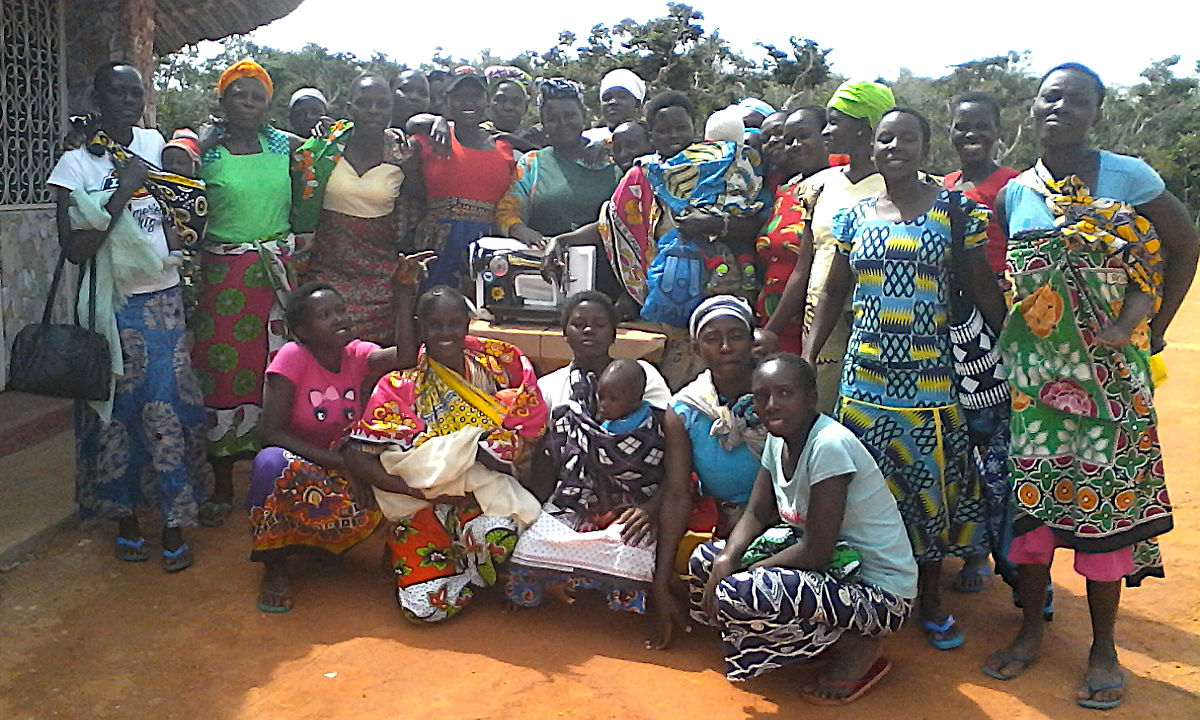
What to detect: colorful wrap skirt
<box><xmin>75</xmin><ymin>287</ymin><xmax>211</xmax><ymax>527</ymax></box>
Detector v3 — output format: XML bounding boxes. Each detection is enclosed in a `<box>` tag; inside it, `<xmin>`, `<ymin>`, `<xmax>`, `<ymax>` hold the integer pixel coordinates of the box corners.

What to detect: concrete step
<box><xmin>0</xmin><ymin>430</ymin><xmax>75</xmax><ymax>568</ymax></box>
<box><xmin>0</xmin><ymin>391</ymin><xmax>72</xmax><ymax>459</ymax></box>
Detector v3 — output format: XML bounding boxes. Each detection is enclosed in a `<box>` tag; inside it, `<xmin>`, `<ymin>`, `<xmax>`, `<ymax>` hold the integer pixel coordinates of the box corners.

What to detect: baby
<box><xmin>611</xmin><ymin>121</ymin><xmax>653</xmax><ymax>174</ymax></box>
<box><xmin>161</xmin><ymin>128</ymin><xmax>201</xmax><ymax>179</ymax></box>
<box><xmin>596</xmin><ymin>359</ymin><xmax>649</xmax><ymax>432</ymax></box>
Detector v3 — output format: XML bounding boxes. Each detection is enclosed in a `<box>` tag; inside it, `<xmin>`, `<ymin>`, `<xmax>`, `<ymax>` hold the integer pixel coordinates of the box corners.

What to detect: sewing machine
<box><xmin>471</xmin><ymin>237</ymin><xmax>596</xmax><ymax>322</ymax></box>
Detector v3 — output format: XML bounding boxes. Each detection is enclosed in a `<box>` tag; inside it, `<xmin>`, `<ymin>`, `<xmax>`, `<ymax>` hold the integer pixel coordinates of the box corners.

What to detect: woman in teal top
<box><xmin>649</xmin><ymin>296</ymin><xmax>767</xmax><ymax>650</ymax></box>
<box><xmin>192</xmin><ymin>59</ymin><xmax>308</xmax><ymax>523</ymax></box>
<box><xmin>495</xmin><ymin>79</ymin><xmax>622</xmax><ymax>247</ymax></box>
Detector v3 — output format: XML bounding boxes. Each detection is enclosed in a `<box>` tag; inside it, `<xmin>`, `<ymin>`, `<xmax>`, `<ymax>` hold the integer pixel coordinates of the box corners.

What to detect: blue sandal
<box><xmin>114</xmin><ymin>536</ymin><xmax>150</xmax><ymax>562</ymax></box>
<box><xmin>922</xmin><ymin>615</ymin><xmax>965</xmax><ymax>650</ymax></box>
<box><xmin>161</xmin><ymin>543</ymin><xmax>193</xmax><ymax>573</ymax></box>
<box><xmin>1077</xmin><ymin>673</ymin><xmax>1125</xmax><ymax>710</ymax></box>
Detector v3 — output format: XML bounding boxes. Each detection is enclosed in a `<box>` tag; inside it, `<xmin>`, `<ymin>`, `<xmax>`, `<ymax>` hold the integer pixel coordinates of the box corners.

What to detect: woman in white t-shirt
<box><xmin>687</xmin><ymin>353</ymin><xmax>917</xmax><ymax>705</ymax></box>
<box><xmin>47</xmin><ymin>62</ymin><xmax>210</xmax><ymax>572</ymax></box>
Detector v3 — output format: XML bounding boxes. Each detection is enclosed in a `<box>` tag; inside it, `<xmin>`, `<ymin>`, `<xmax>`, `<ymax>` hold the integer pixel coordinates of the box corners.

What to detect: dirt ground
<box><xmin>2</xmin><ymin>299</ymin><xmax>1198</xmax><ymax>720</ymax></box>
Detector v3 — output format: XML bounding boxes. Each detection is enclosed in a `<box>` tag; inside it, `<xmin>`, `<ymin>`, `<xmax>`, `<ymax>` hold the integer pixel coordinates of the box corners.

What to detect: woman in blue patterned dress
<box><xmin>804</xmin><ymin>108</ymin><xmax>1006</xmax><ymax>651</ymax></box>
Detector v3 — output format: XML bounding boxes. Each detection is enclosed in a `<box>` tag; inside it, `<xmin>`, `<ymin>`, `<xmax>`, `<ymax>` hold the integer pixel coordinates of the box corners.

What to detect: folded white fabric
<box><xmin>375</xmin><ymin>426</ymin><xmax>541</xmax><ymax>526</ymax></box>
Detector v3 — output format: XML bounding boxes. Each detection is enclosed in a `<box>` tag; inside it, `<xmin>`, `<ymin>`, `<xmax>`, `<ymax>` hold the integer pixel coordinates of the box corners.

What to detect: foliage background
<box><xmin>154</xmin><ymin>2</ymin><xmax>1200</xmax><ymax>218</ymax></box>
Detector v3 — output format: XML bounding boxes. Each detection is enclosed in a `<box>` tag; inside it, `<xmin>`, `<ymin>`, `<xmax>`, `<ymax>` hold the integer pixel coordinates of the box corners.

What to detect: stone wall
<box><xmin>0</xmin><ymin>209</ymin><xmax>74</xmax><ymax>386</ymax></box>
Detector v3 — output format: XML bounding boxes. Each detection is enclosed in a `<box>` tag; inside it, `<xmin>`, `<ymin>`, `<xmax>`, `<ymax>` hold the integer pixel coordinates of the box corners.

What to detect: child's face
<box><xmin>612</xmin><ymin>124</ymin><xmax>652</xmax><ymax>173</ymax></box>
<box><xmin>597</xmin><ymin>380</ymin><xmax>641</xmax><ymax>422</ymax></box>
<box><xmin>161</xmin><ymin>147</ymin><xmax>195</xmax><ymax>177</ymax></box>
<box><xmin>752</xmin><ymin>360</ymin><xmax>816</xmax><ymax>438</ymax></box>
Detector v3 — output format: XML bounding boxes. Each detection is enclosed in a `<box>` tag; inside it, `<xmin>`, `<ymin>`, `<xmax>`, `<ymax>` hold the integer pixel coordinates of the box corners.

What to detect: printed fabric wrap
<box><xmin>1001</xmin><ymin>163</ymin><xmax>1170</xmax><ymax>584</ymax></box>
<box><xmin>352</xmin><ymin>336</ymin><xmax>547</xmax><ymax>466</ymax></box>
<box><xmin>88</xmin><ymin>131</ymin><xmax>208</xmax><ymax>248</ymax></box>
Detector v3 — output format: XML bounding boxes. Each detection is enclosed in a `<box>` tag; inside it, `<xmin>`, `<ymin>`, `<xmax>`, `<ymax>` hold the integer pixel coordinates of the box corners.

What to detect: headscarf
<box><xmin>485</xmin><ymin>65</ymin><xmax>533</xmax><ymax>95</ymax></box>
<box><xmin>705</xmin><ymin>107</ymin><xmax>745</xmax><ymax>145</ymax></box>
<box><xmin>288</xmin><ymin>87</ymin><xmax>327</xmax><ymax>108</ymax></box>
<box><xmin>737</xmin><ymin>98</ymin><xmax>775</xmax><ymax>118</ymax></box>
<box><xmin>599</xmin><ymin>69</ymin><xmax>646</xmax><ymax>102</ymax></box>
<box><xmin>689</xmin><ymin>295</ymin><xmax>755</xmax><ymax>340</ymax></box>
<box><xmin>826</xmin><ymin>80</ymin><xmax>894</xmax><ymax>129</ymax></box>
<box><xmin>537</xmin><ymin>78</ymin><xmax>585</xmax><ymax>109</ymax></box>
<box><xmin>164</xmin><ymin>128</ymin><xmax>200</xmax><ymax>164</ymax></box>
<box><xmin>217</xmin><ymin>59</ymin><xmax>274</xmax><ymax>98</ymax></box>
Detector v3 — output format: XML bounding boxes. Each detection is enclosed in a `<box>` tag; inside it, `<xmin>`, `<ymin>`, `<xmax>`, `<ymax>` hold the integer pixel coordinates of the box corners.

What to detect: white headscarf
<box><xmin>704</xmin><ymin>107</ymin><xmax>745</xmax><ymax>145</ymax></box>
<box><xmin>288</xmin><ymin>87</ymin><xmax>328</xmax><ymax>109</ymax></box>
<box><xmin>599</xmin><ymin>69</ymin><xmax>646</xmax><ymax>102</ymax></box>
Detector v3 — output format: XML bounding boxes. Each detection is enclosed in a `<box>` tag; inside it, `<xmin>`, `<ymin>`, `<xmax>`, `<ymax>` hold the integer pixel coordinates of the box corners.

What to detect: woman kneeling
<box><xmin>691</xmin><ymin>354</ymin><xmax>917</xmax><ymax>705</ymax></box>
<box><xmin>345</xmin><ymin>264</ymin><xmax>548</xmax><ymax>622</ymax></box>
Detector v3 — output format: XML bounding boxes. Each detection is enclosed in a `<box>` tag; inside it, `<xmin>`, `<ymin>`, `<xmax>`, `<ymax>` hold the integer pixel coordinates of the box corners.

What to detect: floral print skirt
<box><xmin>1003</xmin><ymin>232</ymin><xmax>1172</xmax><ymax>586</ymax></box>
<box><xmin>386</xmin><ymin>503</ymin><xmax>517</xmax><ymax>623</ymax></box>
<box><xmin>75</xmin><ymin>287</ymin><xmax>211</xmax><ymax>527</ymax></box>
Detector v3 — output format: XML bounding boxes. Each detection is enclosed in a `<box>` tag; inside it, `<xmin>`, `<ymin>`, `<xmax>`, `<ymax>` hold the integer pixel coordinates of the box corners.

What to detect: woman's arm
<box><xmin>763</xmin><ymin>225</ymin><xmax>815</xmax><ymax>336</ymax></box>
<box><xmin>646</xmin><ymin>409</ymin><xmax>696</xmax><ymax>650</ymax></box>
<box><xmin>260</xmin><ymin>374</ymin><xmax>345</xmax><ymax>470</ymax></box>
<box><xmin>801</xmin><ymin>252</ymin><xmax>853</xmax><ymax>366</ymax></box>
<box><xmin>542</xmin><ymin>223</ymin><xmax>603</xmax><ymax>282</ymax></box>
<box><xmin>963</xmin><ymin>245</ymin><xmax>1007</xmax><ymax>334</ymax></box>
<box><xmin>365</xmin><ymin>253</ymin><xmax>434</xmax><ymax>375</ymax></box>
<box><xmin>1138</xmin><ymin>190</ymin><xmax>1199</xmax><ymax>352</ymax></box>
<box><xmin>750</xmin><ymin>473</ymin><xmax>849</xmax><ymax>571</ymax></box>
<box><xmin>342</xmin><ymin>445</ymin><xmax>417</xmax><ymax>495</ymax></box>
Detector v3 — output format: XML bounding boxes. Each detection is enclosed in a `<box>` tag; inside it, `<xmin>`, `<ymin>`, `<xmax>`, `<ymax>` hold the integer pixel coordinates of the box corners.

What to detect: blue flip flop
<box><xmin>922</xmin><ymin>615</ymin><xmax>965</xmax><ymax>650</ymax></box>
<box><xmin>114</xmin><ymin>536</ymin><xmax>150</xmax><ymax>562</ymax></box>
<box><xmin>1077</xmin><ymin>673</ymin><xmax>1125</xmax><ymax>710</ymax></box>
<box><xmin>953</xmin><ymin>565</ymin><xmax>991</xmax><ymax>593</ymax></box>
<box><xmin>161</xmin><ymin>543</ymin><xmax>193</xmax><ymax>573</ymax></box>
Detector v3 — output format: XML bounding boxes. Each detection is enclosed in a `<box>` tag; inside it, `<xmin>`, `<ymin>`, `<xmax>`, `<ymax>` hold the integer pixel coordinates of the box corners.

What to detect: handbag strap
<box><xmin>72</xmin><ymin>256</ymin><xmax>100</xmax><ymax>331</ymax></box>
<box><xmin>40</xmin><ymin>244</ymin><xmax>70</xmax><ymax>326</ymax></box>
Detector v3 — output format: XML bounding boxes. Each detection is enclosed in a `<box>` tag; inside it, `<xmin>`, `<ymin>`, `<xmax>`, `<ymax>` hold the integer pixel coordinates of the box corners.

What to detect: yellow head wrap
<box><xmin>826</xmin><ymin>80</ymin><xmax>895</xmax><ymax>130</ymax></box>
<box><xmin>217</xmin><ymin>59</ymin><xmax>274</xmax><ymax>98</ymax></box>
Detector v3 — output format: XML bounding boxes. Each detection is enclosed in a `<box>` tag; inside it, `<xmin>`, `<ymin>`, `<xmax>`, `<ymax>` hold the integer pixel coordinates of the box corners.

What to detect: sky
<box><xmin>247</xmin><ymin>0</ymin><xmax>1197</xmax><ymax>88</ymax></box>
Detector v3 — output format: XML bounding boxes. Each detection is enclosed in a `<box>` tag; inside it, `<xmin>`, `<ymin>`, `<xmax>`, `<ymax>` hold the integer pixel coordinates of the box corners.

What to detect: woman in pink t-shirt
<box><xmin>247</xmin><ymin>280</ymin><xmax>407</xmax><ymax>612</ymax></box>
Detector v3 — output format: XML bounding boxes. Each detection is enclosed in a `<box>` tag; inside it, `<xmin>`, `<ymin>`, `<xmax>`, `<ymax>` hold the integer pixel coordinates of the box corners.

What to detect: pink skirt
<box><xmin>1008</xmin><ymin>525</ymin><xmax>1134</xmax><ymax>582</ymax></box>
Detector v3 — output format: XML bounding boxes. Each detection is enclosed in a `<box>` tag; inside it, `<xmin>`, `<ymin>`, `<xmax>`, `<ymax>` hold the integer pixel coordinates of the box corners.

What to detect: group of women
<box><xmin>51</xmin><ymin>56</ymin><xmax>1196</xmax><ymax>710</ymax></box>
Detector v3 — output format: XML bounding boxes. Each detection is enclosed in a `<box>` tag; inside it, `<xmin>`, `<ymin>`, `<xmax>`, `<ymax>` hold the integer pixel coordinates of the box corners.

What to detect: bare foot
<box><xmin>257</xmin><ymin>561</ymin><xmax>292</xmax><ymax>613</ymax></box>
<box><xmin>983</xmin><ymin>623</ymin><xmax>1044</xmax><ymax>680</ymax></box>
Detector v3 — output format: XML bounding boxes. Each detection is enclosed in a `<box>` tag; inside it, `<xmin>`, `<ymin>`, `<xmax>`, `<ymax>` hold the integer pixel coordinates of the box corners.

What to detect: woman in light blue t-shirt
<box><xmin>688</xmin><ymin>353</ymin><xmax>916</xmax><ymax>705</ymax></box>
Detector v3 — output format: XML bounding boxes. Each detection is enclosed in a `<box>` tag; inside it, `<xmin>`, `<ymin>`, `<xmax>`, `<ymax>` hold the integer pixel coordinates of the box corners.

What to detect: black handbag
<box><xmin>6</xmin><ymin>246</ymin><xmax>111</xmax><ymax>400</ymax></box>
<box><xmin>945</xmin><ymin>191</ymin><xmax>1010</xmax><ymax>418</ymax></box>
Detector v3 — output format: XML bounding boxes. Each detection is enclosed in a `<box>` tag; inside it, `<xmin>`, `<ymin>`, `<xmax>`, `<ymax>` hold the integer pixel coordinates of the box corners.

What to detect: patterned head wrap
<box><xmin>217</xmin><ymin>59</ymin><xmax>274</xmax><ymax>98</ymax></box>
<box><xmin>689</xmin><ymin>295</ymin><xmax>755</xmax><ymax>340</ymax></box>
<box><xmin>826</xmin><ymin>80</ymin><xmax>895</xmax><ymax>129</ymax></box>
<box><xmin>599</xmin><ymin>69</ymin><xmax>647</xmax><ymax>102</ymax></box>
<box><xmin>485</xmin><ymin>65</ymin><xmax>533</xmax><ymax>95</ymax></box>
<box><xmin>537</xmin><ymin>78</ymin><xmax>585</xmax><ymax>109</ymax></box>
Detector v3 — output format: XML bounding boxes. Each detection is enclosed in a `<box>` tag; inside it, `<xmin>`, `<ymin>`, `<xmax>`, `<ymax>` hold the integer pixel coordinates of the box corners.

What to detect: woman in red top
<box><xmin>942</xmin><ymin>92</ymin><xmax>1019</xmax><ymax>280</ymax></box>
<box><xmin>941</xmin><ymin>92</ymin><xmax>1022</xmax><ymax>599</ymax></box>
<box><xmin>413</xmin><ymin>72</ymin><xmax>517</xmax><ymax>290</ymax></box>
<box><xmin>754</xmin><ymin>106</ymin><xmax>831</xmax><ymax>353</ymax></box>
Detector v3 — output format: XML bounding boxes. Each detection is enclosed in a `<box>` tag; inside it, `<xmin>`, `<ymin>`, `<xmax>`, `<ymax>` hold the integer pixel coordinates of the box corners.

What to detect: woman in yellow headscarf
<box><xmin>192</xmin><ymin>59</ymin><xmax>311</xmax><ymax>525</ymax></box>
<box><xmin>763</xmin><ymin>80</ymin><xmax>894</xmax><ymax>414</ymax></box>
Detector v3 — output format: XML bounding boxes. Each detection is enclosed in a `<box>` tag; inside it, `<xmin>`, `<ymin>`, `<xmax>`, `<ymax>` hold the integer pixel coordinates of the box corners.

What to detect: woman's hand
<box><xmin>390</xmin><ymin>250</ymin><xmax>437</xmax><ymax>287</ymax></box>
<box><xmin>196</xmin><ymin>118</ymin><xmax>226</xmax><ymax>153</ymax></box>
<box><xmin>430</xmin><ymin>116</ymin><xmax>452</xmax><ymax>158</ymax></box>
<box><xmin>701</xmin><ymin>552</ymin><xmax>738</xmax><ymax>623</ymax></box>
<box><xmin>582</xmin><ymin>138</ymin><xmax>610</xmax><ymax>167</ymax></box>
<box><xmin>1096</xmin><ymin>322</ymin><xmax>1135</xmax><ymax>349</ymax></box>
<box><xmin>616</xmin><ymin>506</ymin><xmax>654</xmax><ymax>546</ymax></box>
<box><xmin>509</xmin><ymin>225</ymin><xmax>548</xmax><ymax>251</ymax></box>
<box><xmin>540</xmin><ymin>238</ymin><xmax>566</xmax><ymax>283</ymax></box>
<box><xmin>646</xmin><ymin>577</ymin><xmax>692</xmax><ymax>650</ymax></box>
